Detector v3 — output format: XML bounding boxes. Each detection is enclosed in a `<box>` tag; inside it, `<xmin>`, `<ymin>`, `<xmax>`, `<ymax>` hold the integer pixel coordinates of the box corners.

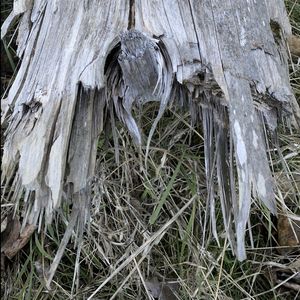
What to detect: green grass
<box><xmin>1</xmin><ymin>1</ymin><xmax>300</xmax><ymax>299</ymax></box>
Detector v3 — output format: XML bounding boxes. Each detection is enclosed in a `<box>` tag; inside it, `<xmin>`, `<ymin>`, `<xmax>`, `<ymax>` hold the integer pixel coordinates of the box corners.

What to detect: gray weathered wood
<box><xmin>1</xmin><ymin>0</ymin><xmax>299</xmax><ymax>283</ymax></box>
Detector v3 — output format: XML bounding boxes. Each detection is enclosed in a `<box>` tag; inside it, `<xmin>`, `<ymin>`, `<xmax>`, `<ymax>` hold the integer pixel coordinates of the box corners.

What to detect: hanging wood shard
<box><xmin>1</xmin><ymin>0</ymin><xmax>300</xmax><ymax>282</ymax></box>
<box><xmin>119</xmin><ymin>30</ymin><xmax>161</xmax><ymax>100</ymax></box>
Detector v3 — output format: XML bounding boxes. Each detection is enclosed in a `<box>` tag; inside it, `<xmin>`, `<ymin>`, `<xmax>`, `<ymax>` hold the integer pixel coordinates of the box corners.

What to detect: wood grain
<box><xmin>1</xmin><ymin>1</ymin><xmax>299</xmax><ymax>281</ymax></box>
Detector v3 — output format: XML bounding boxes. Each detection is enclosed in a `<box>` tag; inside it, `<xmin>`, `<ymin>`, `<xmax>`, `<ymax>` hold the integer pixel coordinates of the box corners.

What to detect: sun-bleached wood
<box><xmin>2</xmin><ymin>0</ymin><xmax>299</xmax><ymax>285</ymax></box>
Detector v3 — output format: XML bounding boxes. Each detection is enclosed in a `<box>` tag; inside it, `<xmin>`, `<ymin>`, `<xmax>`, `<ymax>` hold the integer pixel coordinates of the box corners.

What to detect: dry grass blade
<box><xmin>87</xmin><ymin>195</ymin><xmax>196</xmax><ymax>299</ymax></box>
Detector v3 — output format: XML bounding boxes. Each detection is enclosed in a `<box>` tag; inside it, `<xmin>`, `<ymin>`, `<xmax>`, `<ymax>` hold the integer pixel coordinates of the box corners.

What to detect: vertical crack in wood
<box><xmin>187</xmin><ymin>0</ymin><xmax>202</xmax><ymax>62</ymax></box>
<box><xmin>128</xmin><ymin>0</ymin><xmax>135</xmax><ymax>29</ymax></box>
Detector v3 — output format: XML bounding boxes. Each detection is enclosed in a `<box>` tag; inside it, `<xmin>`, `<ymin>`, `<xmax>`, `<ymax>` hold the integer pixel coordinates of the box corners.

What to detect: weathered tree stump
<box><xmin>1</xmin><ymin>0</ymin><xmax>299</xmax><ymax>285</ymax></box>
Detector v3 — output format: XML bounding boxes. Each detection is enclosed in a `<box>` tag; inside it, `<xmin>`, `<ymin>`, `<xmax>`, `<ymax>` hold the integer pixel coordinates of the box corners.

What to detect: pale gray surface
<box><xmin>1</xmin><ymin>0</ymin><xmax>299</xmax><ymax>283</ymax></box>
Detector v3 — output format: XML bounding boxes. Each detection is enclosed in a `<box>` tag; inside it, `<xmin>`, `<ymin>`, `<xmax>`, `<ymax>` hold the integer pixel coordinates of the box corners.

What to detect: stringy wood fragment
<box><xmin>1</xmin><ymin>0</ymin><xmax>299</xmax><ymax>286</ymax></box>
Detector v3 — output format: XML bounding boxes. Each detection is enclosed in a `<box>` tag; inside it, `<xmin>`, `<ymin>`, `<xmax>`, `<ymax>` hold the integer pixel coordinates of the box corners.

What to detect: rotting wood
<box><xmin>1</xmin><ymin>0</ymin><xmax>299</xmax><ymax>287</ymax></box>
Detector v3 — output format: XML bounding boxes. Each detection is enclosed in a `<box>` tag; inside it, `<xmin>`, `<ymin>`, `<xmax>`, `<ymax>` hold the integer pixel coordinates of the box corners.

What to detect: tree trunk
<box><xmin>1</xmin><ymin>0</ymin><xmax>299</xmax><ymax>285</ymax></box>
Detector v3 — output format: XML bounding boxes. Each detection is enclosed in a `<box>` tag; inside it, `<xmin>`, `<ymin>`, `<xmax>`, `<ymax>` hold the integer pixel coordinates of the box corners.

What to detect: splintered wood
<box><xmin>1</xmin><ymin>0</ymin><xmax>299</xmax><ymax>283</ymax></box>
